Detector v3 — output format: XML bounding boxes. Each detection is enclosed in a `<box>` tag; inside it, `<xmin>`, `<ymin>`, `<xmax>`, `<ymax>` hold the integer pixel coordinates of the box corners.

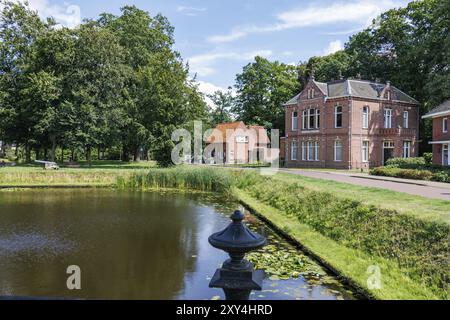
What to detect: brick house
<box><xmin>205</xmin><ymin>121</ymin><xmax>271</xmax><ymax>164</ymax></box>
<box><xmin>422</xmin><ymin>99</ymin><xmax>450</xmax><ymax>166</ymax></box>
<box><xmin>281</xmin><ymin>77</ymin><xmax>420</xmax><ymax>169</ymax></box>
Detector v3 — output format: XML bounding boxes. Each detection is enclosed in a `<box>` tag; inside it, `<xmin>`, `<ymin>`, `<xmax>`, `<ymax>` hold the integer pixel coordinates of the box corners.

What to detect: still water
<box><xmin>0</xmin><ymin>189</ymin><xmax>356</xmax><ymax>300</ymax></box>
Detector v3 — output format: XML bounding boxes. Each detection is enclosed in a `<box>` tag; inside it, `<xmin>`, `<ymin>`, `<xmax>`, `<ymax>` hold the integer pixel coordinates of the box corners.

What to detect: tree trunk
<box><xmin>86</xmin><ymin>147</ymin><xmax>92</xmax><ymax>168</ymax></box>
<box><xmin>60</xmin><ymin>147</ymin><xmax>64</xmax><ymax>163</ymax></box>
<box><xmin>121</xmin><ymin>145</ymin><xmax>129</xmax><ymax>162</ymax></box>
<box><xmin>35</xmin><ymin>148</ymin><xmax>41</xmax><ymax>161</ymax></box>
<box><xmin>25</xmin><ymin>142</ymin><xmax>31</xmax><ymax>163</ymax></box>
<box><xmin>49</xmin><ymin>136</ymin><xmax>56</xmax><ymax>162</ymax></box>
<box><xmin>70</xmin><ymin>148</ymin><xmax>75</xmax><ymax>162</ymax></box>
<box><xmin>133</xmin><ymin>146</ymin><xmax>140</xmax><ymax>162</ymax></box>
<box><xmin>98</xmin><ymin>147</ymin><xmax>101</xmax><ymax>160</ymax></box>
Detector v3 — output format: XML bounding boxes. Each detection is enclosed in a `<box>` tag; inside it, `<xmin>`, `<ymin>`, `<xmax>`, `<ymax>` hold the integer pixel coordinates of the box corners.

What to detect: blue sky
<box><xmin>16</xmin><ymin>0</ymin><xmax>409</xmax><ymax>103</ymax></box>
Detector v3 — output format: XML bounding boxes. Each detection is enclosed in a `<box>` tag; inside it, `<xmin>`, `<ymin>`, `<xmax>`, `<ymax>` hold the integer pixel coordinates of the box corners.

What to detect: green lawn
<box><xmin>272</xmin><ymin>172</ymin><xmax>450</xmax><ymax>225</ymax></box>
<box><xmin>0</xmin><ymin>160</ymin><xmax>156</xmax><ymax>187</ymax></box>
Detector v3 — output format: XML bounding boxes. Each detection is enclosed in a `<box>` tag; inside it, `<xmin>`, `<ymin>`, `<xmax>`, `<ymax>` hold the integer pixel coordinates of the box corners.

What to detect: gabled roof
<box><xmin>422</xmin><ymin>99</ymin><xmax>450</xmax><ymax>119</ymax></box>
<box><xmin>206</xmin><ymin>121</ymin><xmax>270</xmax><ymax>143</ymax></box>
<box><xmin>284</xmin><ymin>79</ymin><xmax>419</xmax><ymax>106</ymax></box>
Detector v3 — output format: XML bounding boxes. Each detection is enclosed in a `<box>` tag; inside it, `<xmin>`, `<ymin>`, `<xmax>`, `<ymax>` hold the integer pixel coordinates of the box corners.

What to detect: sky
<box><xmin>10</xmin><ymin>0</ymin><xmax>410</xmax><ymax>104</ymax></box>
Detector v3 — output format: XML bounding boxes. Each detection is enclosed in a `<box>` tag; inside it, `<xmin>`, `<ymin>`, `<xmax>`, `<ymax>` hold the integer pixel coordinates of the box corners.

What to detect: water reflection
<box><xmin>0</xmin><ymin>189</ymin><xmax>355</xmax><ymax>300</ymax></box>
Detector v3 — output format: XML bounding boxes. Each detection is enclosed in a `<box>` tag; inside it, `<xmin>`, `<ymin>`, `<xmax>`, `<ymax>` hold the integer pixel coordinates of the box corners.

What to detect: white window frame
<box><xmin>403</xmin><ymin>111</ymin><xmax>409</xmax><ymax>129</ymax></box>
<box><xmin>334</xmin><ymin>141</ymin><xmax>343</xmax><ymax>162</ymax></box>
<box><xmin>403</xmin><ymin>141</ymin><xmax>411</xmax><ymax>158</ymax></box>
<box><xmin>301</xmin><ymin>142</ymin><xmax>306</xmax><ymax>161</ymax></box>
<box><xmin>307</xmin><ymin>141</ymin><xmax>314</xmax><ymax>161</ymax></box>
<box><xmin>362</xmin><ymin>106</ymin><xmax>369</xmax><ymax>129</ymax></box>
<box><xmin>302</xmin><ymin>110</ymin><xmax>307</xmax><ymax>130</ymax></box>
<box><xmin>335</xmin><ymin>105</ymin><xmax>343</xmax><ymax>128</ymax></box>
<box><xmin>291</xmin><ymin>141</ymin><xmax>298</xmax><ymax>161</ymax></box>
<box><xmin>384</xmin><ymin>108</ymin><xmax>392</xmax><ymax>129</ymax></box>
<box><xmin>443</xmin><ymin>118</ymin><xmax>448</xmax><ymax>133</ymax></box>
<box><xmin>292</xmin><ymin>111</ymin><xmax>298</xmax><ymax>131</ymax></box>
<box><xmin>362</xmin><ymin>140</ymin><xmax>369</xmax><ymax>162</ymax></box>
<box><xmin>314</xmin><ymin>141</ymin><xmax>319</xmax><ymax>161</ymax></box>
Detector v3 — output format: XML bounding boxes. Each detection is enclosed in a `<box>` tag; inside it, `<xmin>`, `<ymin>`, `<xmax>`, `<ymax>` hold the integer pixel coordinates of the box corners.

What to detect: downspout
<box><xmin>349</xmin><ymin>98</ymin><xmax>353</xmax><ymax>169</ymax></box>
<box><xmin>347</xmin><ymin>80</ymin><xmax>353</xmax><ymax>170</ymax></box>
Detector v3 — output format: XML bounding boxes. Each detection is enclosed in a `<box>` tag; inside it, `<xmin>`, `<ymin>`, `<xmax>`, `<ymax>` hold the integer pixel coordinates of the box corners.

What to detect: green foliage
<box><xmin>373</xmin><ymin>156</ymin><xmax>450</xmax><ymax>182</ymax></box>
<box><xmin>385</xmin><ymin>157</ymin><xmax>427</xmax><ymax>168</ymax></box>
<box><xmin>235</xmin><ymin>171</ymin><xmax>449</xmax><ymax>298</ymax></box>
<box><xmin>207</xmin><ymin>88</ymin><xmax>234</xmax><ymax>126</ymax></box>
<box><xmin>117</xmin><ymin>166</ymin><xmax>233</xmax><ymax>193</ymax></box>
<box><xmin>0</xmin><ymin>1</ymin><xmax>208</xmax><ymax>166</ymax></box>
<box><xmin>370</xmin><ymin>167</ymin><xmax>434</xmax><ymax>180</ymax></box>
<box><xmin>423</xmin><ymin>152</ymin><xmax>433</xmax><ymax>165</ymax></box>
<box><xmin>233</xmin><ymin>56</ymin><xmax>299</xmax><ymax>133</ymax></box>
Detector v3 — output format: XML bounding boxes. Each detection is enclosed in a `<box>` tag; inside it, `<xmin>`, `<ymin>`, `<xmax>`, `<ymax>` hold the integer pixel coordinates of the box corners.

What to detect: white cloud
<box><xmin>196</xmin><ymin>81</ymin><xmax>227</xmax><ymax>108</ymax></box>
<box><xmin>177</xmin><ymin>6</ymin><xmax>206</xmax><ymax>16</ymax></box>
<box><xmin>3</xmin><ymin>0</ymin><xmax>81</xmax><ymax>28</ymax></box>
<box><xmin>323</xmin><ymin>40</ymin><xmax>344</xmax><ymax>55</ymax></box>
<box><xmin>188</xmin><ymin>50</ymin><xmax>272</xmax><ymax>76</ymax></box>
<box><xmin>208</xmin><ymin>0</ymin><xmax>405</xmax><ymax>43</ymax></box>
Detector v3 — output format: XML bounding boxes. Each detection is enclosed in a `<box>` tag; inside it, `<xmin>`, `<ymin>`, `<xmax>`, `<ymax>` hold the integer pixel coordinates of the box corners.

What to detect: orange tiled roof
<box><xmin>206</xmin><ymin>121</ymin><xmax>270</xmax><ymax>144</ymax></box>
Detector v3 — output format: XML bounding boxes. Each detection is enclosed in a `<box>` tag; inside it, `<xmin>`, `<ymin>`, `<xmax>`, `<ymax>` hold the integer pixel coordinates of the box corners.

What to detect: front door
<box><xmin>383</xmin><ymin>141</ymin><xmax>395</xmax><ymax>165</ymax></box>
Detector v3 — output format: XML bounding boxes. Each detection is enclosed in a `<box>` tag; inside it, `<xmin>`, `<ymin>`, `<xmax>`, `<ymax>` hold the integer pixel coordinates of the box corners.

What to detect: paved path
<box><xmin>279</xmin><ymin>169</ymin><xmax>450</xmax><ymax>201</ymax></box>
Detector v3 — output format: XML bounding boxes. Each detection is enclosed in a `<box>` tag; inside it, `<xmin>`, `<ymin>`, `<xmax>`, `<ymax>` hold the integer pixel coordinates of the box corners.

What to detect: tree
<box><xmin>233</xmin><ymin>56</ymin><xmax>299</xmax><ymax>133</ymax></box>
<box><xmin>207</xmin><ymin>87</ymin><xmax>234</xmax><ymax>126</ymax></box>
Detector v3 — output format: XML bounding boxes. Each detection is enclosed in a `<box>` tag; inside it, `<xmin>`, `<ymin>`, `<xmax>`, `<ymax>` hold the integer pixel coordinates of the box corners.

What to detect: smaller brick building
<box><xmin>422</xmin><ymin>99</ymin><xmax>450</xmax><ymax>166</ymax></box>
<box><xmin>281</xmin><ymin>77</ymin><xmax>420</xmax><ymax>169</ymax></box>
<box><xmin>205</xmin><ymin>121</ymin><xmax>270</xmax><ymax>164</ymax></box>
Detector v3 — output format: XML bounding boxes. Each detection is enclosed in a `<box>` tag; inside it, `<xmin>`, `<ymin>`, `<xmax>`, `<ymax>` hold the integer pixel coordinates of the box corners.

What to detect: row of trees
<box><xmin>0</xmin><ymin>1</ymin><xmax>208</xmax><ymax>165</ymax></box>
<box><xmin>212</xmin><ymin>0</ymin><xmax>449</xmax><ymax>151</ymax></box>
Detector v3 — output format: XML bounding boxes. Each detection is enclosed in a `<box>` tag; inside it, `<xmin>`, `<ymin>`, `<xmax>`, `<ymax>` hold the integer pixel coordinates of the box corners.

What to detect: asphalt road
<box><xmin>279</xmin><ymin>169</ymin><xmax>450</xmax><ymax>201</ymax></box>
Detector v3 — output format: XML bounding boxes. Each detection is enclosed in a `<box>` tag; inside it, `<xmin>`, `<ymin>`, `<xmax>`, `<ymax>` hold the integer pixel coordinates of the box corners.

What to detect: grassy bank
<box><xmin>0</xmin><ymin>161</ymin><xmax>155</xmax><ymax>187</ymax></box>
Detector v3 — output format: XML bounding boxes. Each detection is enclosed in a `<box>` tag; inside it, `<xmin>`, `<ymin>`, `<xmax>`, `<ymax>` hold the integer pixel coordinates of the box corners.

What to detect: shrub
<box><xmin>423</xmin><ymin>153</ymin><xmax>433</xmax><ymax>165</ymax></box>
<box><xmin>431</xmin><ymin>171</ymin><xmax>450</xmax><ymax>183</ymax></box>
<box><xmin>385</xmin><ymin>157</ymin><xmax>426</xmax><ymax>169</ymax></box>
<box><xmin>370</xmin><ymin>167</ymin><xmax>433</xmax><ymax>180</ymax></box>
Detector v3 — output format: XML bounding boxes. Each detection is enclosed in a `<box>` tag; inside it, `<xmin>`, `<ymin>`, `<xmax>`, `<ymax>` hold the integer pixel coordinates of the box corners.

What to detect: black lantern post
<box><xmin>208</xmin><ymin>210</ymin><xmax>267</xmax><ymax>300</ymax></box>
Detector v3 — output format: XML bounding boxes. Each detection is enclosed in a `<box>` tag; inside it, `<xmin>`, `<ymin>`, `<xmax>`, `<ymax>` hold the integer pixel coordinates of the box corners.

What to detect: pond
<box><xmin>0</xmin><ymin>189</ymin><xmax>357</xmax><ymax>300</ymax></box>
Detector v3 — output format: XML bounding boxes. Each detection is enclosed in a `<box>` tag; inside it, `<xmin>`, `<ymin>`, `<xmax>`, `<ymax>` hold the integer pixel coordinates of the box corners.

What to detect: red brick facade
<box><xmin>423</xmin><ymin>99</ymin><xmax>450</xmax><ymax>166</ymax></box>
<box><xmin>282</xmin><ymin>79</ymin><xmax>420</xmax><ymax>169</ymax></box>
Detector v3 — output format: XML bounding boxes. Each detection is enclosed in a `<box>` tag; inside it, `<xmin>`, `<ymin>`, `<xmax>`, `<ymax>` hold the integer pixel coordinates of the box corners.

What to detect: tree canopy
<box><xmin>0</xmin><ymin>1</ymin><xmax>208</xmax><ymax>165</ymax></box>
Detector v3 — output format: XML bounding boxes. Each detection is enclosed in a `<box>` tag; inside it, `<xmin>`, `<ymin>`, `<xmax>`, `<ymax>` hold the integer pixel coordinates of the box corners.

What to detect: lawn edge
<box><xmin>232</xmin><ymin>187</ymin><xmax>440</xmax><ymax>300</ymax></box>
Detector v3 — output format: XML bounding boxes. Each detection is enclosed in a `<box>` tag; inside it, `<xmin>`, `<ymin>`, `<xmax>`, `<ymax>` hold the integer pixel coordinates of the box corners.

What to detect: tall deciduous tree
<box><xmin>233</xmin><ymin>56</ymin><xmax>299</xmax><ymax>133</ymax></box>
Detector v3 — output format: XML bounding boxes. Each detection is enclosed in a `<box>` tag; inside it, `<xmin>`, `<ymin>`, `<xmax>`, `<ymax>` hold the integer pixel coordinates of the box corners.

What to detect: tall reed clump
<box><xmin>235</xmin><ymin>171</ymin><xmax>450</xmax><ymax>299</ymax></box>
<box><xmin>116</xmin><ymin>166</ymin><xmax>233</xmax><ymax>193</ymax></box>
